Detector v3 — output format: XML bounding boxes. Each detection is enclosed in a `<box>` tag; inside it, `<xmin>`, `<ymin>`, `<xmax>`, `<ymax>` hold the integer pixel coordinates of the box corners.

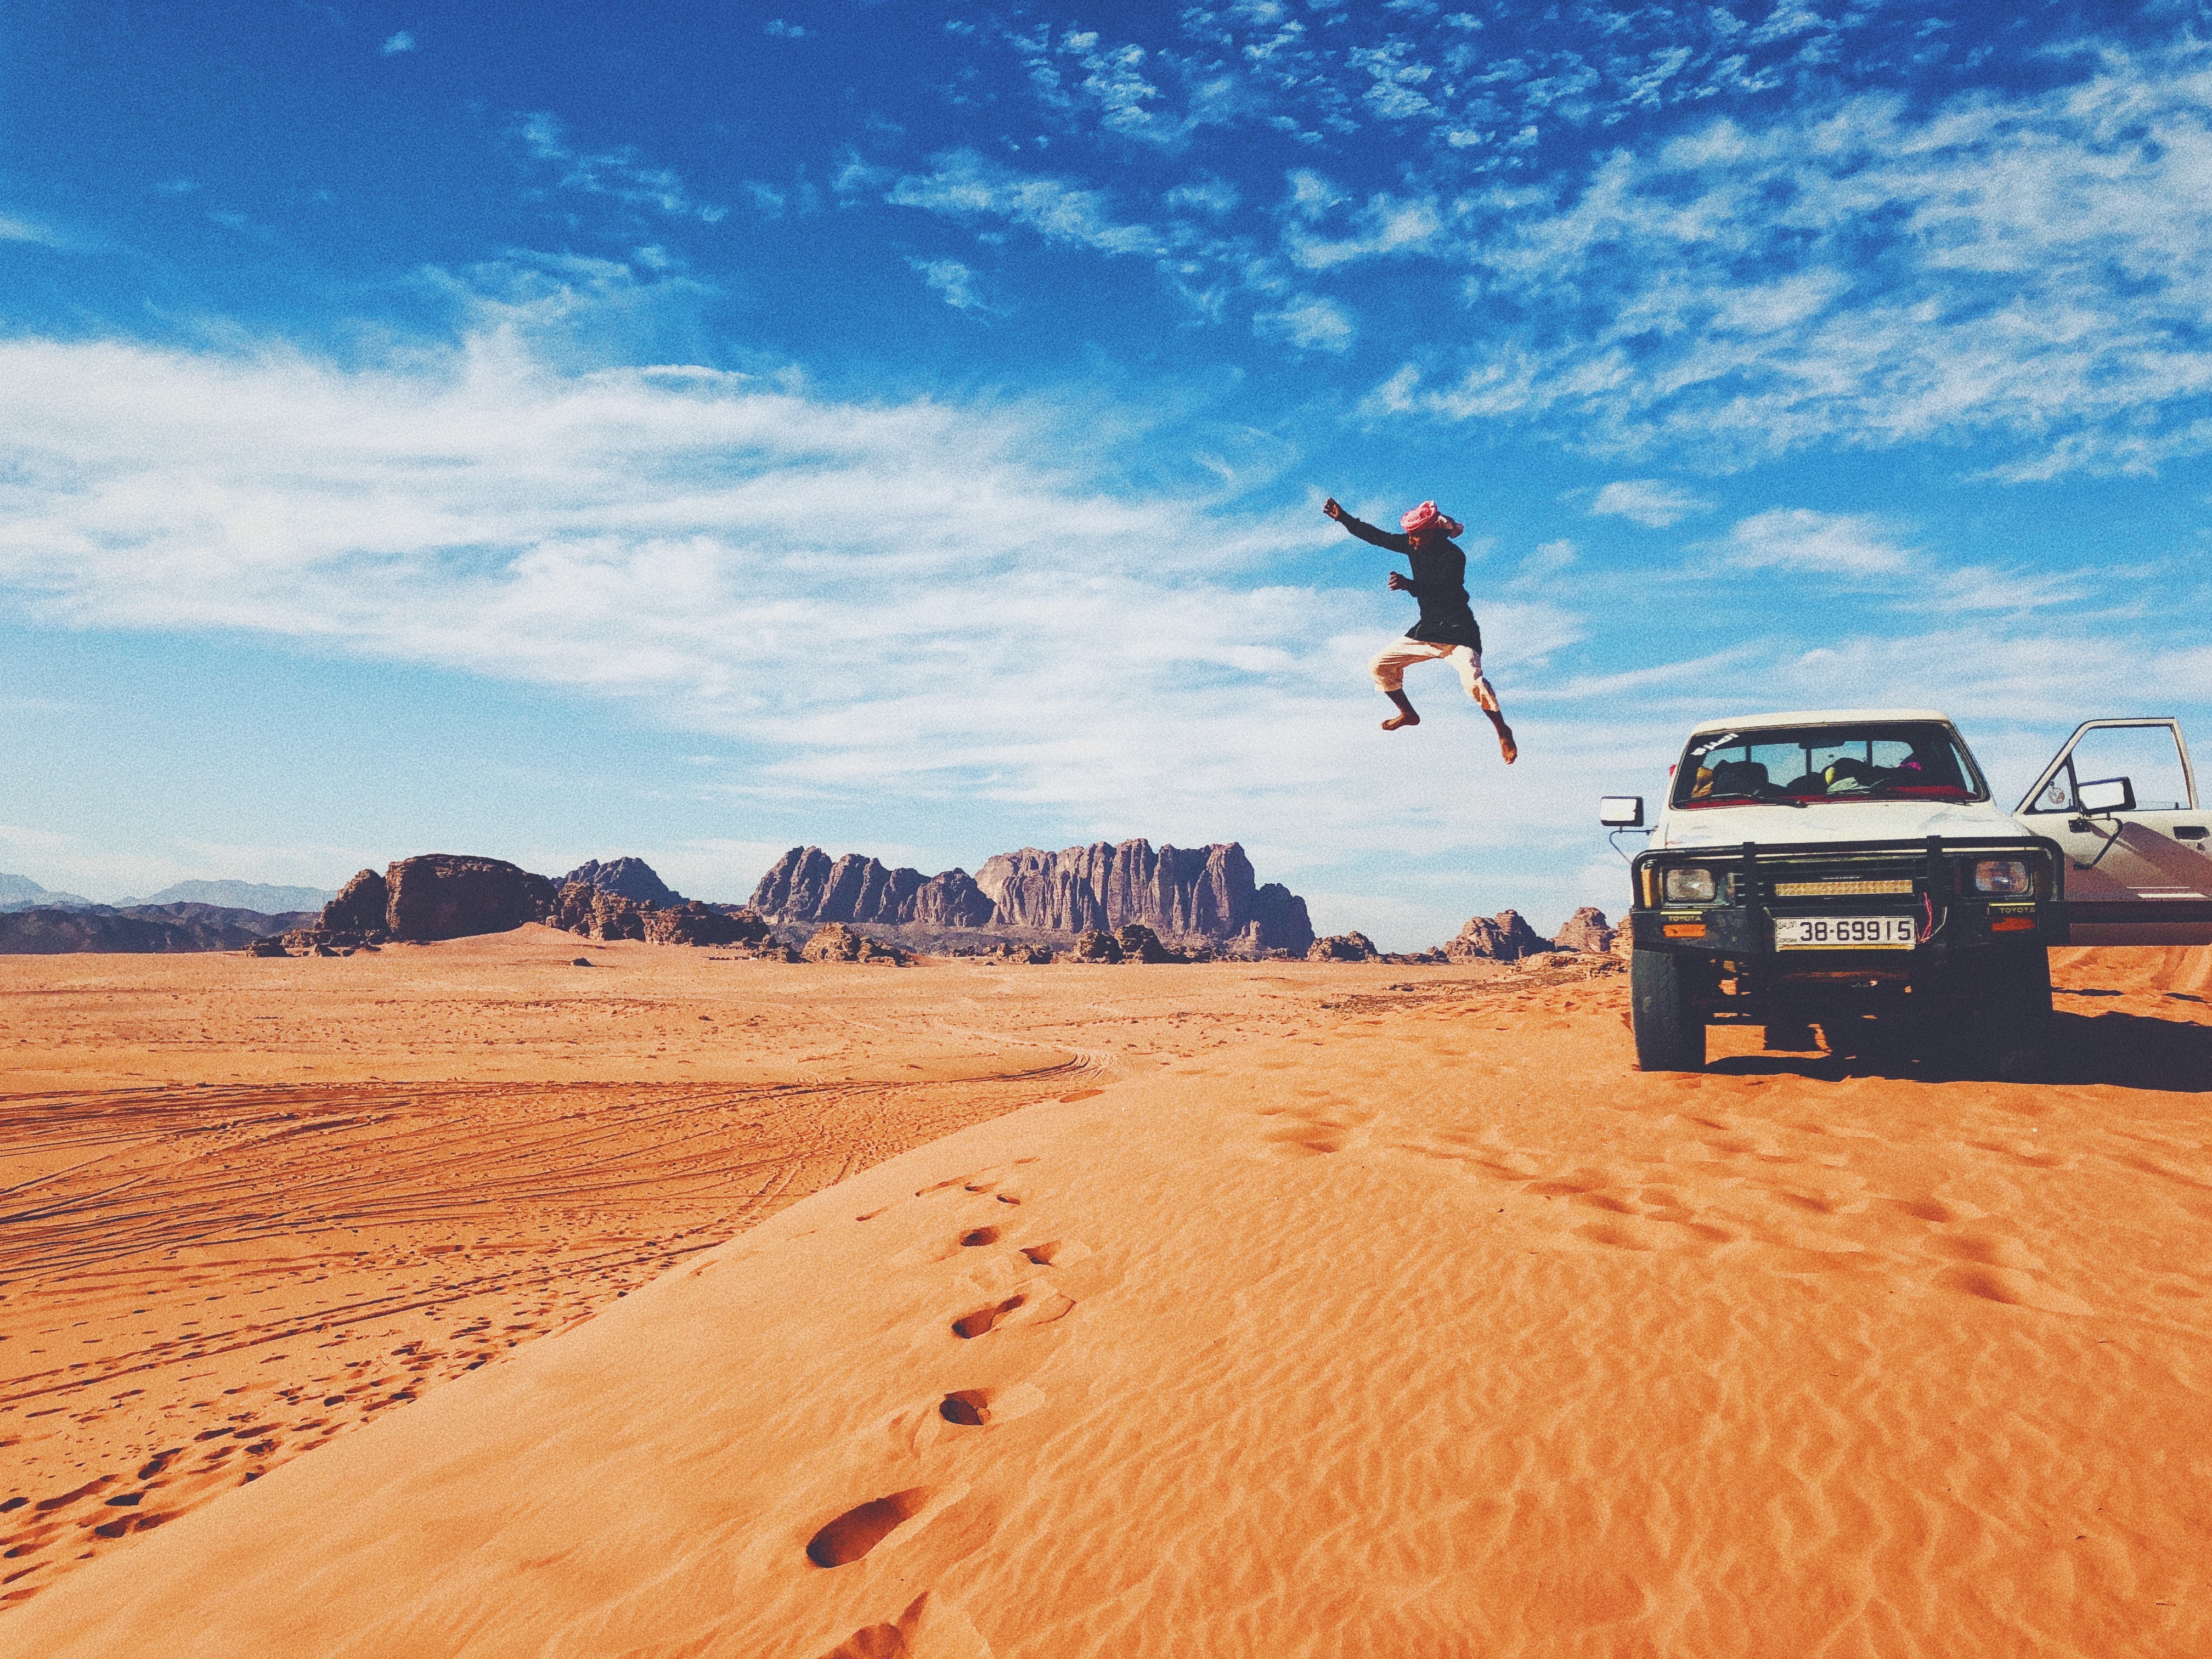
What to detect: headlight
<box><xmin>1973</xmin><ymin>859</ymin><xmax>2033</xmax><ymax>896</ymax></box>
<box><xmin>1663</xmin><ymin>866</ymin><xmax>1716</xmax><ymax>903</ymax></box>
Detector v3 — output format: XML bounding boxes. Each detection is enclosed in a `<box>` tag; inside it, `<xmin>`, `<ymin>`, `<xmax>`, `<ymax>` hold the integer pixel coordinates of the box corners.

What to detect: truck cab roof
<box><xmin>1686</xmin><ymin>708</ymin><xmax>1955</xmax><ymax>736</ymax></box>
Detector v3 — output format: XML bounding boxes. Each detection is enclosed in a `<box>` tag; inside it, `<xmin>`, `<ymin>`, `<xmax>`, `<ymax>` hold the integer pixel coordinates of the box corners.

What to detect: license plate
<box><xmin>1774</xmin><ymin>915</ymin><xmax>1916</xmax><ymax>950</ymax></box>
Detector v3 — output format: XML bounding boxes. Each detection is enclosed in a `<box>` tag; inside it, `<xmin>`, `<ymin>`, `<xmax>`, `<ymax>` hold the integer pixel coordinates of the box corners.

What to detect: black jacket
<box><xmin>1335</xmin><ymin>512</ymin><xmax>1482</xmax><ymax>651</ymax></box>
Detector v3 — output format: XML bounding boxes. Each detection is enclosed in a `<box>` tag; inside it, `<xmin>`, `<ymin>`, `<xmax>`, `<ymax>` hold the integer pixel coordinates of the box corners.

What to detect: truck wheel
<box><xmin>1630</xmin><ymin>947</ymin><xmax>1706</xmax><ymax>1071</ymax></box>
<box><xmin>1979</xmin><ymin>946</ymin><xmax>2053</xmax><ymax>1079</ymax></box>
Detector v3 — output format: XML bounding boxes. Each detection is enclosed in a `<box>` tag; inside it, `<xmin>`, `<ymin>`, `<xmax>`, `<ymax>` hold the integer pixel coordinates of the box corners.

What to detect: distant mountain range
<box><xmin>0</xmin><ymin>872</ymin><xmax>335</xmax><ymax>916</ymax></box>
<box><xmin>0</xmin><ymin>902</ymin><xmax>316</xmax><ymax>955</ymax></box>
<box><xmin>0</xmin><ymin>871</ymin><xmax>97</xmax><ymax>910</ymax></box>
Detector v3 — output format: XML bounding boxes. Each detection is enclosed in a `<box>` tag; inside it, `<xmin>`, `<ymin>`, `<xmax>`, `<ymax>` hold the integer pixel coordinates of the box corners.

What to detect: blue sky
<box><xmin>3</xmin><ymin>1</ymin><xmax>2209</xmax><ymax>945</ymax></box>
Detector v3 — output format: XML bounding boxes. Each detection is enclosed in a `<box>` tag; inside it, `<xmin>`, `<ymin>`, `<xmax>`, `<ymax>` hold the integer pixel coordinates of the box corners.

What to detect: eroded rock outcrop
<box><xmin>750</xmin><ymin>849</ymin><xmax>995</xmax><ymax>931</ymax></box>
<box><xmin>1307</xmin><ymin>932</ymin><xmax>1381</xmax><ymax>963</ymax></box>
<box><xmin>642</xmin><ymin>901</ymin><xmax>774</xmax><ymax>949</ymax></box>
<box><xmin>974</xmin><ymin>840</ymin><xmax>1310</xmax><ymax>953</ymax></box>
<box><xmin>562</xmin><ymin>857</ymin><xmax>680</xmax><ymax>907</ymax></box>
<box><xmin>1445</xmin><ymin>909</ymin><xmax>1551</xmax><ymax>963</ymax></box>
<box><xmin>1065</xmin><ymin>929</ymin><xmax>1123</xmax><ymax>964</ymax></box>
<box><xmin>386</xmin><ymin>856</ymin><xmax>559</xmax><ymax>942</ymax></box>
<box><xmin>286</xmin><ymin>855</ymin><xmax>556</xmax><ymax>950</ymax></box>
<box><xmin>322</xmin><ymin>870</ymin><xmax>390</xmax><ymax>939</ymax></box>
<box><xmin>799</xmin><ymin>923</ymin><xmax>909</xmax><ymax>965</ymax></box>
<box><xmin>1552</xmin><ymin>907</ymin><xmax>1617</xmax><ymax>954</ymax></box>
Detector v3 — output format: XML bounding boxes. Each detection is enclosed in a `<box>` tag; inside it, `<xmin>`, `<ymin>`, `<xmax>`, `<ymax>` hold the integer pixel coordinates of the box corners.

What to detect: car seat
<box><xmin>1708</xmin><ymin>758</ymin><xmax>1770</xmax><ymax>796</ymax></box>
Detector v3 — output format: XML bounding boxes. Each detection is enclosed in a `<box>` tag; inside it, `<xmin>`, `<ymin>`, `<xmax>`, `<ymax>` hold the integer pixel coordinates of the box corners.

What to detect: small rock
<box><xmin>570</xmin><ymin>957</ymin><xmax>592</xmax><ymax>967</ymax></box>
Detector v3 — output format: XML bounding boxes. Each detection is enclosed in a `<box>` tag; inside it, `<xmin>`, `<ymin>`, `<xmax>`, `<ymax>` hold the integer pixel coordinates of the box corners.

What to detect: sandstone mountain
<box><xmin>753</xmin><ymin>839</ymin><xmax>1313</xmax><ymax>955</ymax></box>
<box><xmin>286</xmin><ymin>857</ymin><xmax>560</xmax><ymax>950</ymax></box>
<box><xmin>561</xmin><ymin>858</ymin><xmax>680</xmax><ymax>908</ymax></box>
<box><xmin>750</xmin><ymin>849</ymin><xmax>995</xmax><ymax>932</ymax></box>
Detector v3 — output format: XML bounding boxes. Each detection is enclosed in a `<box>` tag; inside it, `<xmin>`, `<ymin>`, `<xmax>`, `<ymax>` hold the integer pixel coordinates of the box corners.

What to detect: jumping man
<box><xmin>1323</xmin><ymin>495</ymin><xmax>1517</xmax><ymax>763</ymax></box>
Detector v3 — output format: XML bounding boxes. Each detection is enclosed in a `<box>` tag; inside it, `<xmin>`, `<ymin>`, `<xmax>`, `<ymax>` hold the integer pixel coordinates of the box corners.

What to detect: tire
<box><xmin>1630</xmin><ymin>947</ymin><xmax>1707</xmax><ymax>1071</ymax></box>
<box><xmin>1978</xmin><ymin>945</ymin><xmax>2053</xmax><ymax>1079</ymax></box>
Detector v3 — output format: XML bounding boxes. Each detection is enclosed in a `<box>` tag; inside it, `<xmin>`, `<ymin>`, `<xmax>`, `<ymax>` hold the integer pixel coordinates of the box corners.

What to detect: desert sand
<box><xmin>3</xmin><ymin>930</ymin><xmax>2209</xmax><ymax>1656</ymax></box>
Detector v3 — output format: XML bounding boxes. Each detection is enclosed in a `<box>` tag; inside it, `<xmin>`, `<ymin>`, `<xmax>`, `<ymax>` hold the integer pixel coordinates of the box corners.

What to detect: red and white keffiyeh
<box><xmin>1399</xmin><ymin>500</ymin><xmax>1463</xmax><ymax>538</ymax></box>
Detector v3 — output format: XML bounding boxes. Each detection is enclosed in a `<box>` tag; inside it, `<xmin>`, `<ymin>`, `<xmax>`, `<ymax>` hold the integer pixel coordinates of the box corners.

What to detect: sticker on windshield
<box><xmin>1686</xmin><ymin>732</ymin><xmax>1739</xmax><ymax>759</ymax></box>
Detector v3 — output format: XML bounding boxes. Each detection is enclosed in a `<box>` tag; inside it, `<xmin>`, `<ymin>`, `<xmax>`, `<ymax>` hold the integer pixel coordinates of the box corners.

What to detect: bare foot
<box><xmin>1382</xmin><ymin>711</ymin><xmax>1420</xmax><ymax>731</ymax></box>
<box><xmin>1497</xmin><ymin>726</ymin><xmax>1518</xmax><ymax>763</ymax></box>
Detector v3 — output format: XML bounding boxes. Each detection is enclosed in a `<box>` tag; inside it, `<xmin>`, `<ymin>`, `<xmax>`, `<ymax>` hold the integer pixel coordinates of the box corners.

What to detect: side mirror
<box><xmin>2076</xmin><ymin>776</ymin><xmax>2135</xmax><ymax>815</ymax></box>
<box><xmin>1599</xmin><ymin>795</ymin><xmax>1645</xmax><ymax>828</ymax></box>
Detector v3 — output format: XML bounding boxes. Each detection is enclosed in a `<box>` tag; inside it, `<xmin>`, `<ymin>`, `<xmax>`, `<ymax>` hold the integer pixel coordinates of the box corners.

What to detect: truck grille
<box><xmin>1770</xmin><ymin>878</ymin><xmax>1913</xmax><ymax>896</ymax></box>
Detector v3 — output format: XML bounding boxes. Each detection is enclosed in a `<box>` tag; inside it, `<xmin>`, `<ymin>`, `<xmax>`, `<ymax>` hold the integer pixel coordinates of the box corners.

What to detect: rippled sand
<box><xmin>3</xmin><ymin>933</ymin><xmax>2208</xmax><ymax>1656</ymax></box>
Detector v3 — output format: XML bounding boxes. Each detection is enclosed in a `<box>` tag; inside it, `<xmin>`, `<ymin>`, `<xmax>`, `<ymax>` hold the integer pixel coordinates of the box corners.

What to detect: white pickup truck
<box><xmin>1601</xmin><ymin>710</ymin><xmax>2212</xmax><ymax>1071</ymax></box>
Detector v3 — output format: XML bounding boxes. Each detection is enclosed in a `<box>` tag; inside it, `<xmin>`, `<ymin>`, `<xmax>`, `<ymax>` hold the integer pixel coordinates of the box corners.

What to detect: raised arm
<box><xmin>1322</xmin><ymin>496</ymin><xmax>1408</xmax><ymax>554</ymax></box>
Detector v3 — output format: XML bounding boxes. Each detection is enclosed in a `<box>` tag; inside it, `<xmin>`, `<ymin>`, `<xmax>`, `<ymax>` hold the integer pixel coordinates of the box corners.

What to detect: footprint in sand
<box><xmin>936</xmin><ymin>1383</ymin><xmax>1047</xmax><ymax>1427</ymax></box>
<box><xmin>950</xmin><ymin>1296</ymin><xmax>1024</xmax><ymax>1339</ymax></box>
<box><xmin>805</xmin><ymin>1488</ymin><xmax>934</xmax><ymax>1567</ymax></box>
<box><xmin>950</xmin><ymin>1290</ymin><xmax>1075</xmax><ymax>1339</ymax></box>
<box><xmin>811</xmin><ymin>1590</ymin><xmax>992</xmax><ymax>1658</ymax></box>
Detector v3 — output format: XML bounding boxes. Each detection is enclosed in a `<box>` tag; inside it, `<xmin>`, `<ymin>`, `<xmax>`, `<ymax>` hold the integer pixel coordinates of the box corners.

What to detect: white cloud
<box><xmin>1714</xmin><ymin>508</ymin><xmax>1912</xmax><ymax>575</ymax></box>
<box><xmin>1284</xmin><ymin>188</ymin><xmax>1443</xmax><ymax>269</ymax></box>
<box><xmin>1164</xmin><ymin>177</ymin><xmax>1239</xmax><ymax>215</ymax></box>
<box><xmin>0</xmin><ymin>213</ymin><xmax>66</xmax><ymax>247</ymax></box>
<box><xmin>909</xmin><ymin>257</ymin><xmax>987</xmax><ymax>312</ymax></box>
<box><xmin>0</xmin><ymin>321</ymin><xmax>1558</xmax><ymax>871</ymax></box>
<box><xmin>887</xmin><ymin>151</ymin><xmax>1165</xmax><ymax>257</ymax></box>
<box><xmin>1370</xmin><ymin>41</ymin><xmax>2212</xmax><ymax>475</ymax></box>
<box><xmin>517</xmin><ymin>113</ymin><xmax>727</xmax><ymax>224</ymax></box>
<box><xmin>380</xmin><ymin>31</ymin><xmax>415</xmax><ymax>54</ymax></box>
<box><xmin>764</xmin><ymin>19</ymin><xmax>805</xmax><ymax>38</ymax></box>
<box><xmin>1589</xmin><ymin>479</ymin><xmax>1714</xmax><ymax>527</ymax></box>
<box><xmin>1517</xmin><ymin>539</ymin><xmax>1577</xmax><ymax>582</ymax></box>
<box><xmin>1255</xmin><ymin>294</ymin><xmax>1355</xmax><ymax>352</ymax></box>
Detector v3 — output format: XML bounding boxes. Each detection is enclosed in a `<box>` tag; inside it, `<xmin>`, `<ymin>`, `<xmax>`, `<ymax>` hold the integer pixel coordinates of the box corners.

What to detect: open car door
<box><xmin>2017</xmin><ymin>719</ymin><xmax>2212</xmax><ymax>945</ymax></box>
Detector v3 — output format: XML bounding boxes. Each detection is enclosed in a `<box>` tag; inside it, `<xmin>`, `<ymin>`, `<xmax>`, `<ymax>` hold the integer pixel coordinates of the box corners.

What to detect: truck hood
<box><xmin>1656</xmin><ymin>797</ymin><xmax>2030</xmax><ymax>849</ymax></box>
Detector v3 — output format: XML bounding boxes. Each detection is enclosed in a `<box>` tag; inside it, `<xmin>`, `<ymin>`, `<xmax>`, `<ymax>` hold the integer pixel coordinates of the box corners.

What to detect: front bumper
<box><xmin>1628</xmin><ymin>834</ymin><xmax>2070</xmax><ymax>958</ymax></box>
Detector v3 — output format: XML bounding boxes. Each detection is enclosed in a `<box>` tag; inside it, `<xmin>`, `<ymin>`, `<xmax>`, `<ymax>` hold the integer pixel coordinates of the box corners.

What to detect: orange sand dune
<box><xmin>5</xmin><ymin>940</ymin><xmax>2211</xmax><ymax>1655</ymax></box>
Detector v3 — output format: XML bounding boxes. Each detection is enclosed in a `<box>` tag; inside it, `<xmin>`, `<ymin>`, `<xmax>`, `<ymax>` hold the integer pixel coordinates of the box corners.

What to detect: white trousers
<box><xmin>1370</xmin><ymin>639</ymin><xmax>1499</xmax><ymax>712</ymax></box>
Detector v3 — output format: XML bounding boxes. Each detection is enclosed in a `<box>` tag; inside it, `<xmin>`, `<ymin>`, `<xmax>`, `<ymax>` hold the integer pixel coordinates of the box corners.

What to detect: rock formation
<box><xmin>799</xmin><ymin>923</ymin><xmax>909</xmax><ymax>965</ymax></box>
<box><xmin>386</xmin><ymin>855</ymin><xmax>558</xmax><ymax>941</ymax></box>
<box><xmin>1307</xmin><ymin>932</ymin><xmax>1381</xmax><ymax>962</ymax></box>
<box><xmin>553</xmin><ymin>882</ymin><xmax>647</xmax><ymax>942</ymax></box>
<box><xmin>641</xmin><ymin>901</ymin><xmax>775</xmax><ymax>949</ymax></box>
<box><xmin>975</xmin><ymin>840</ymin><xmax>1311</xmax><ymax>953</ymax></box>
<box><xmin>286</xmin><ymin>856</ymin><xmax>557</xmax><ymax>950</ymax></box>
<box><xmin>562</xmin><ymin>858</ymin><xmax>681</xmax><ymax>907</ymax></box>
<box><xmin>321</xmin><ymin>869</ymin><xmax>391</xmax><ymax>939</ymax></box>
<box><xmin>1065</xmin><ymin>930</ymin><xmax>1123</xmax><ymax>964</ymax></box>
<box><xmin>1445</xmin><ymin>909</ymin><xmax>1551</xmax><ymax>963</ymax></box>
<box><xmin>1113</xmin><ymin>923</ymin><xmax>1179</xmax><ymax>964</ymax></box>
<box><xmin>750</xmin><ymin>849</ymin><xmax>994</xmax><ymax>930</ymax></box>
<box><xmin>752</xmin><ymin>838</ymin><xmax>1313</xmax><ymax>955</ymax></box>
<box><xmin>1552</xmin><ymin>907</ymin><xmax>1617</xmax><ymax>953</ymax></box>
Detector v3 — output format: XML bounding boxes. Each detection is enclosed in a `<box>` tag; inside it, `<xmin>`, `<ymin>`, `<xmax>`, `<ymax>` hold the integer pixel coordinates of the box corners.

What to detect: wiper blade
<box><xmin>1696</xmin><ymin>795</ymin><xmax>1807</xmax><ymax>809</ymax></box>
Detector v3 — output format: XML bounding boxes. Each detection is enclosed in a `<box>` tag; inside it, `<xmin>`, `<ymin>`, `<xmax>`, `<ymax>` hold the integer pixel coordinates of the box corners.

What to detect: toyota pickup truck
<box><xmin>1600</xmin><ymin>710</ymin><xmax>2212</xmax><ymax>1071</ymax></box>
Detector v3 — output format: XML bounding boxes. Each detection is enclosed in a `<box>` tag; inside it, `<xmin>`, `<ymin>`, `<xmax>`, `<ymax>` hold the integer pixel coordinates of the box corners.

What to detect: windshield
<box><xmin>1671</xmin><ymin>721</ymin><xmax>1987</xmax><ymax>809</ymax></box>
